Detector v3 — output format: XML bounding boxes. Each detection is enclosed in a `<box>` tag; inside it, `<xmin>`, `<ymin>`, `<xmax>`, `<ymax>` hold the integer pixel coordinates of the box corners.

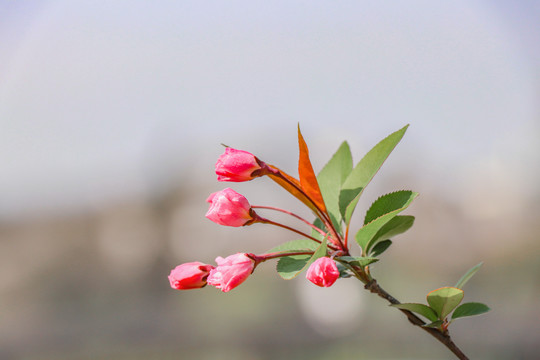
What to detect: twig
<box><xmin>364</xmin><ymin>279</ymin><xmax>469</xmax><ymax>360</ymax></box>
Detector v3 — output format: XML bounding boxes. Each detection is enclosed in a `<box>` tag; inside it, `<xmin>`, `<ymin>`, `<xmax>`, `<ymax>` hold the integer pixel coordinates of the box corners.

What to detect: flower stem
<box><xmin>256</xmin><ymin>216</ymin><xmax>339</xmax><ymax>251</ymax></box>
<box><xmin>252</xmin><ymin>205</ymin><xmax>327</xmax><ymax>237</ymax></box>
<box><xmin>252</xmin><ymin>250</ymin><xmax>315</xmax><ymax>262</ymax></box>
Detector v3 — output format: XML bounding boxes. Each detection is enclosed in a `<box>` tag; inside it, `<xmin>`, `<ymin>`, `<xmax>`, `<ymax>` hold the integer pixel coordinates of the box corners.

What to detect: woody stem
<box><xmin>346</xmin><ymin>265</ymin><xmax>469</xmax><ymax>360</ymax></box>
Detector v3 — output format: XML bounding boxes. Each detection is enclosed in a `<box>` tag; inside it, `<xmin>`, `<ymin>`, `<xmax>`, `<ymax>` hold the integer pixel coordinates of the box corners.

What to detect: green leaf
<box><xmin>339</xmin><ymin>125</ymin><xmax>409</xmax><ymax>225</ymax></box>
<box><xmin>364</xmin><ymin>192</ymin><xmax>416</xmax><ymax>225</ymax></box>
<box><xmin>452</xmin><ymin>302</ymin><xmax>490</xmax><ymax>320</ymax></box>
<box><xmin>355</xmin><ymin>191</ymin><xmax>418</xmax><ymax>253</ymax></box>
<box><xmin>455</xmin><ymin>262</ymin><xmax>483</xmax><ymax>289</ymax></box>
<box><xmin>310</xmin><ymin>218</ymin><xmax>325</xmax><ymax>241</ymax></box>
<box><xmin>336</xmin><ymin>263</ymin><xmax>353</xmax><ymax>278</ymax></box>
<box><xmin>370</xmin><ymin>239</ymin><xmax>392</xmax><ymax>257</ymax></box>
<box><xmin>368</xmin><ymin>215</ymin><xmax>414</xmax><ymax>254</ymax></box>
<box><xmin>276</xmin><ymin>238</ymin><xmax>328</xmax><ymax>280</ymax></box>
<box><xmin>335</xmin><ymin>256</ymin><xmax>379</xmax><ymax>267</ymax></box>
<box><xmin>427</xmin><ymin>287</ymin><xmax>464</xmax><ymax>320</ymax></box>
<box><xmin>267</xmin><ymin>239</ymin><xmax>319</xmax><ymax>253</ymax></box>
<box><xmin>391</xmin><ymin>303</ymin><xmax>438</xmax><ymax>322</ymax></box>
<box><xmin>317</xmin><ymin>141</ymin><xmax>353</xmax><ymax>229</ymax></box>
<box><xmin>276</xmin><ymin>255</ymin><xmax>312</xmax><ymax>280</ymax></box>
<box><xmin>423</xmin><ymin>320</ymin><xmax>444</xmax><ymax>329</ymax></box>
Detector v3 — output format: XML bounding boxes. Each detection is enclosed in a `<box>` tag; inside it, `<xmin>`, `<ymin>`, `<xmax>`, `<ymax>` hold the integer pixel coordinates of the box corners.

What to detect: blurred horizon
<box><xmin>1</xmin><ymin>1</ymin><xmax>539</xmax><ymax>359</ymax></box>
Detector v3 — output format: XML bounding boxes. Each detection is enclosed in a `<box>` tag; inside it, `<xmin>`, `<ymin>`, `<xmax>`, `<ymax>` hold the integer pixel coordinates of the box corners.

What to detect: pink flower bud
<box><xmin>215</xmin><ymin>148</ymin><xmax>262</xmax><ymax>182</ymax></box>
<box><xmin>306</xmin><ymin>257</ymin><xmax>340</xmax><ymax>287</ymax></box>
<box><xmin>168</xmin><ymin>262</ymin><xmax>215</xmax><ymax>290</ymax></box>
<box><xmin>207</xmin><ymin>253</ymin><xmax>255</xmax><ymax>292</ymax></box>
<box><xmin>205</xmin><ymin>188</ymin><xmax>255</xmax><ymax>227</ymax></box>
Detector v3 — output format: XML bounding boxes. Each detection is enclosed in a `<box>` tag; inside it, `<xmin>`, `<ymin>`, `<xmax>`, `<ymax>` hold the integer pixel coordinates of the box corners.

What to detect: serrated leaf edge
<box><xmin>364</xmin><ymin>190</ymin><xmax>418</xmax><ymax>225</ymax></box>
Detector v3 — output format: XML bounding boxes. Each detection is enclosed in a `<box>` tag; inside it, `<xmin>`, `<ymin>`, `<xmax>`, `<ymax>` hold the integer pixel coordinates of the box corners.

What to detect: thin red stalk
<box><xmin>257</xmin><ymin>217</ymin><xmax>338</xmax><ymax>251</ymax></box>
<box><xmin>258</xmin><ymin>250</ymin><xmax>314</xmax><ymax>261</ymax></box>
<box><xmin>252</xmin><ymin>205</ymin><xmax>327</xmax><ymax>237</ymax></box>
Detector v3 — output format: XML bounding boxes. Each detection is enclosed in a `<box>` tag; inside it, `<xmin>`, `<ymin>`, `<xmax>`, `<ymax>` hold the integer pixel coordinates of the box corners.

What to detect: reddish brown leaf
<box><xmin>297</xmin><ymin>125</ymin><xmax>327</xmax><ymax>213</ymax></box>
<box><xmin>267</xmin><ymin>166</ymin><xmax>319</xmax><ymax>213</ymax></box>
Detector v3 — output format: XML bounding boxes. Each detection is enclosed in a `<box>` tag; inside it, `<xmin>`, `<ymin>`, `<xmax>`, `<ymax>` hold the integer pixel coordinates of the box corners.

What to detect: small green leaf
<box><xmin>370</xmin><ymin>239</ymin><xmax>392</xmax><ymax>257</ymax></box>
<box><xmin>423</xmin><ymin>320</ymin><xmax>444</xmax><ymax>329</ymax></box>
<box><xmin>355</xmin><ymin>191</ymin><xmax>418</xmax><ymax>253</ymax></box>
<box><xmin>452</xmin><ymin>302</ymin><xmax>490</xmax><ymax>320</ymax></box>
<box><xmin>276</xmin><ymin>255</ymin><xmax>312</xmax><ymax>279</ymax></box>
<box><xmin>318</xmin><ymin>141</ymin><xmax>353</xmax><ymax>229</ymax></box>
<box><xmin>276</xmin><ymin>238</ymin><xmax>328</xmax><ymax>280</ymax></box>
<box><xmin>427</xmin><ymin>287</ymin><xmax>464</xmax><ymax>320</ymax></box>
<box><xmin>391</xmin><ymin>303</ymin><xmax>438</xmax><ymax>322</ymax></box>
<box><xmin>336</xmin><ymin>262</ymin><xmax>353</xmax><ymax>278</ymax></box>
<box><xmin>335</xmin><ymin>256</ymin><xmax>379</xmax><ymax>267</ymax></box>
<box><xmin>268</xmin><ymin>239</ymin><xmax>319</xmax><ymax>253</ymax></box>
<box><xmin>339</xmin><ymin>125</ymin><xmax>409</xmax><ymax>225</ymax></box>
<box><xmin>455</xmin><ymin>262</ymin><xmax>483</xmax><ymax>289</ymax></box>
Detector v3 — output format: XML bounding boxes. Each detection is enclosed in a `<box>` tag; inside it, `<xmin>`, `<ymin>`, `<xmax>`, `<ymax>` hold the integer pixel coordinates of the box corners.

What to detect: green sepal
<box><xmin>370</xmin><ymin>239</ymin><xmax>392</xmax><ymax>257</ymax></box>
<box><xmin>391</xmin><ymin>303</ymin><xmax>438</xmax><ymax>322</ymax></box>
<box><xmin>455</xmin><ymin>262</ymin><xmax>483</xmax><ymax>289</ymax></box>
<box><xmin>339</xmin><ymin>125</ymin><xmax>409</xmax><ymax>226</ymax></box>
<box><xmin>427</xmin><ymin>287</ymin><xmax>464</xmax><ymax>320</ymax></box>
<box><xmin>355</xmin><ymin>191</ymin><xmax>418</xmax><ymax>253</ymax></box>
<box><xmin>276</xmin><ymin>238</ymin><xmax>328</xmax><ymax>280</ymax></box>
<box><xmin>451</xmin><ymin>302</ymin><xmax>490</xmax><ymax>320</ymax></box>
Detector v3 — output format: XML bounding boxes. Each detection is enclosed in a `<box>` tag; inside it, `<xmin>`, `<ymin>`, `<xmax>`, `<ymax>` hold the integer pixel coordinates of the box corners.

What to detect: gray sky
<box><xmin>0</xmin><ymin>0</ymin><xmax>538</xmax><ymax>220</ymax></box>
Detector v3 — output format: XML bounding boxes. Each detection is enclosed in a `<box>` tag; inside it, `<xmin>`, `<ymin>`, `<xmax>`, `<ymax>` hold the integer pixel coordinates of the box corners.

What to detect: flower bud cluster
<box><xmin>169</xmin><ymin>253</ymin><xmax>255</xmax><ymax>292</ymax></box>
<box><xmin>169</xmin><ymin>147</ymin><xmax>344</xmax><ymax>292</ymax></box>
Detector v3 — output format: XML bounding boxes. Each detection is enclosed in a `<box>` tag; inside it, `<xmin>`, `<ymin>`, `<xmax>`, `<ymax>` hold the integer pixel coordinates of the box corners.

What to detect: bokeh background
<box><xmin>1</xmin><ymin>1</ymin><xmax>539</xmax><ymax>359</ymax></box>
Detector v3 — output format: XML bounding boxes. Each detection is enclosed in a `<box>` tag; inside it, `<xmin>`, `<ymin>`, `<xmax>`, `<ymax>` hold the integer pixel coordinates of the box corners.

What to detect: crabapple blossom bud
<box><xmin>205</xmin><ymin>188</ymin><xmax>255</xmax><ymax>227</ymax></box>
<box><xmin>215</xmin><ymin>148</ymin><xmax>262</xmax><ymax>182</ymax></box>
<box><xmin>207</xmin><ymin>253</ymin><xmax>255</xmax><ymax>292</ymax></box>
<box><xmin>306</xmin><ymin>257</ymin><xmax>340</xmax><ymax>287</ymax></box>
<box><xmin>168</xmin><ymin>262</ymin><xmax>215</xmax><ymax>290</ymax></box>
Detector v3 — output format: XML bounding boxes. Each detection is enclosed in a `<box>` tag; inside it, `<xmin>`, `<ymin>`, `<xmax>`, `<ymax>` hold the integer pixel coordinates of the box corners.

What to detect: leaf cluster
<box><xmin>262</xmin><ymin>125</ymin><xmax>489</xmax><ymax>329</ymax></box>
<box><xmin>392</xmin><ymin>263</ymin><xmax>490</xmax><ymax>330</ymax></box>
<box><xmin>274</xmin><ymin>125</ymin><xmax>416</xmax><ymax>278</ymax></box>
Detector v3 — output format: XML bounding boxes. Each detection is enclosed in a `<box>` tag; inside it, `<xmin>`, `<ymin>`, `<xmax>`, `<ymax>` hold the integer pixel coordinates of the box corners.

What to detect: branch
<box><xmin>364</xmin><ymin>279</ymin><xmax>469</xmax><ymax>360</ymax></box>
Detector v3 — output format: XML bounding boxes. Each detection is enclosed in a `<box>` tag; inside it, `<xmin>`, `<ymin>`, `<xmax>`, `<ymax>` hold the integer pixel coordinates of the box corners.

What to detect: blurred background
<box><xmin>1</xmin><ymin>1</ymin><xmax>539</xmax><ymax>359</ymax></box>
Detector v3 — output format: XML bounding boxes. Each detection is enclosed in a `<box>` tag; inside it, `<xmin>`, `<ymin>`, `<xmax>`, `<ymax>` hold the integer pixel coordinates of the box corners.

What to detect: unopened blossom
<box><xmin>306</xmin><ymin>257</ymin><xmax>340</xmax><ymax>287</ymax></box>
<box><xmin>206</xmin><ymin>188</ymin><xmax>255</xmax><ymax>227</ymax></box>
<box><xmin>207</xmin><ymin>253</ymin><xmax>255</xmax><ymax>292</ymax></box>
<box><xmin>215</xmin><ymin>148</ymin><xmax>263</xmax><ymax>182</ymax></box>
<box><xmin>168</xmin><ymin>262</ymin><xmax>215</xmax><ymax>290</ymax></box>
